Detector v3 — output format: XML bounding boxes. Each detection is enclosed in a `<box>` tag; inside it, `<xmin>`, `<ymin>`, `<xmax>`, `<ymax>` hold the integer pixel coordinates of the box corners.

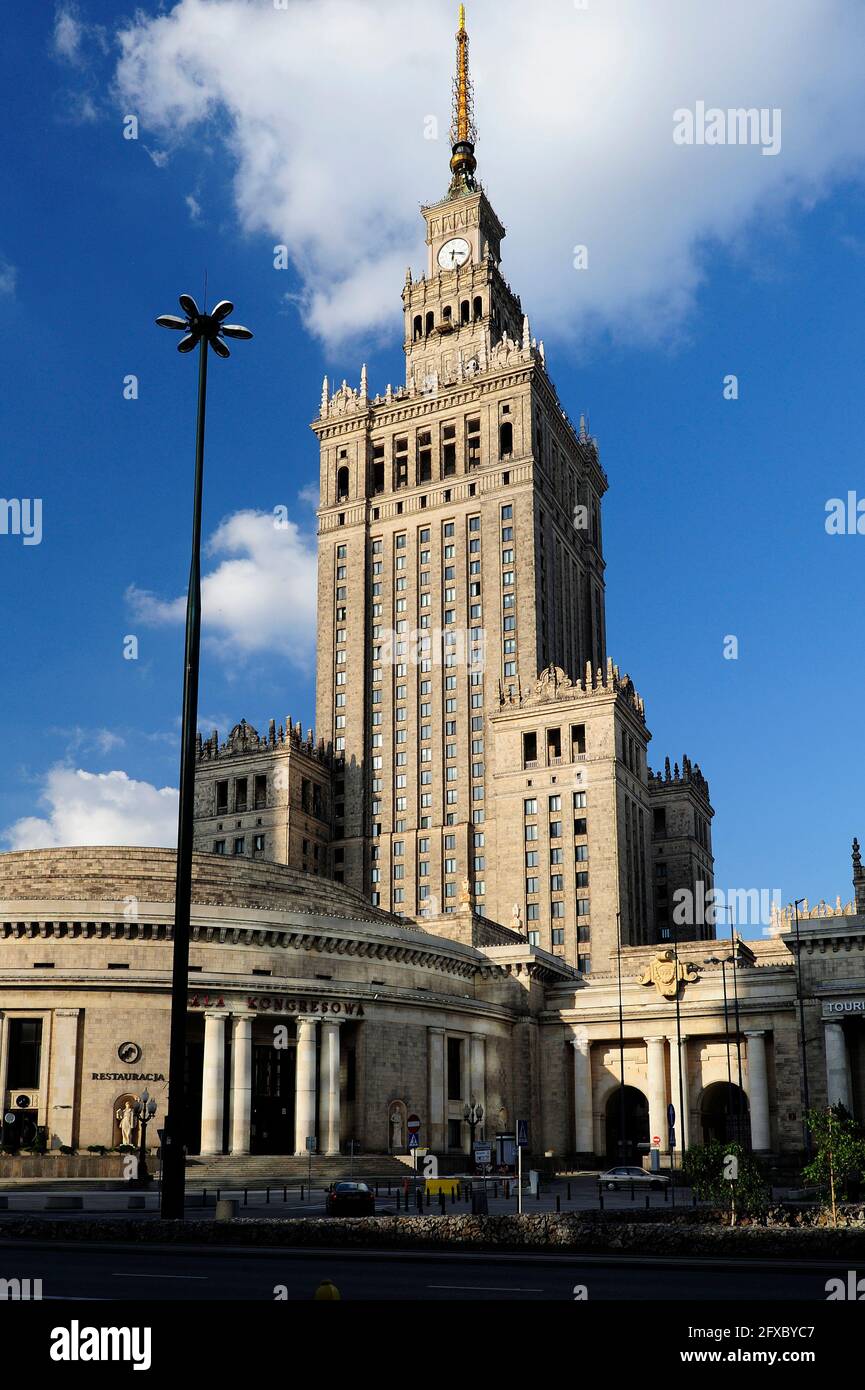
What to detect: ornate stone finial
<box><xmin>522</xmin><ymin>314</ymin><xmax>531</xmax><ymax>351</ymax></box>
<box><xmin>579</xmin><ymin>413</ymin><xmax>590</xmax><ymax>443</ymax></box>
<box><xmin>854</xmin><ymin>837</ymin><xmax>865</xmax><ymax>913</ymax></box>
<box><xmin>360</xmin><ymin>364</ymin><xmax>368</xmax><ymax>402</ymax></box>
<box><xmin>268</xmin><ymin>719</ymin><xmax>276</xmax><ymax>746</ymax></box>
<box><xmin>449</xmin><ymin>5</ymin><xmax>478</xmax><ymax>195</ymax></box>
<box><xmin>405</xmin><ymin>266</ymin><xmax>413</xmax><ymax>286</ymax></box>
<box><xmin>664</xmin><ymin>757</ymin><xmax>672</xmax><ymax>782</ymax></box>
<box><xmin>320</xmin><ymin>376</ymin><xmax>329</xmax><ymax>418</ymax></box>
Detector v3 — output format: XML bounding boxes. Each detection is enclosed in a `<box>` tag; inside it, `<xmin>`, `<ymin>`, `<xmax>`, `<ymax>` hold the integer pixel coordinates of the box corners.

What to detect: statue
<box><xmin>116</xmin><ymin>1100</ymin><xmax>137</xmax><ymax>1148</ymax></box>
<box><xmin>390</xmin><ymin>1107</ymin><xmax>404</xmax><ymax>1152</ymax></box>
<box><xmin>511</xmin><ymin>903</ymin><xmax>524</xmax><ymax>933</ymax></box>
<box><xmin>640</xmin><ymin>950</ymin><xmax>699</xmax><ymax>1000</ymax></box>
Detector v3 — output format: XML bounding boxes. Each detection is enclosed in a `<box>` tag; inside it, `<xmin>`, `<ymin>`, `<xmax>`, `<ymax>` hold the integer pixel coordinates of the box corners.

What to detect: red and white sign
<box><xmin>407</xmin><ymin>1114</ymin><xmax>421</xmax><ymax>1135</ymax></box>
<box><xmin>651</xmin><ymin>1136</ymin><xmax>661</xmax><ymax>1148</ymax></box>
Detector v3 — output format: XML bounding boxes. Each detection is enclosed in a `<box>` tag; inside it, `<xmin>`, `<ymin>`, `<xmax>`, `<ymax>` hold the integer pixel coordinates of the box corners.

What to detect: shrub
<box><xmin>803</xmin><ymin>1106</ymin><xmax>865</xmax><ymax>1225</ymax></box>
<box><xmin>683</xmin><ymin>1141</ymin><xmax>770</xmax><ymax>1222</ymax></box>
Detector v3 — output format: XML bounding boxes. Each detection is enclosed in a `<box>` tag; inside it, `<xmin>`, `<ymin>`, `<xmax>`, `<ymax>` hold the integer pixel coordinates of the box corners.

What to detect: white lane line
<box><xmin>112</xmin><ymin>1273</ymin><xmax>208</xmax><ymax>1280</ymax></box>
<box><xmin>428</xmin><ymin>1284</ymin><xmax>544</xmax><ymax>1293</ymax></box>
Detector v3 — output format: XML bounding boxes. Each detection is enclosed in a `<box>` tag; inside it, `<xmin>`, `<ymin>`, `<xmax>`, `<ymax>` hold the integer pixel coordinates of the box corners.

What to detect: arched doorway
<box><xmin>700</xmin><ymin>1083</ymin><xmax>751</xmax><ymax>1147</ymax></box>
<box><xmin>605</xmin><ymin>1086</ymin><xmax>649</xmax><ymax>1163</ymax></box>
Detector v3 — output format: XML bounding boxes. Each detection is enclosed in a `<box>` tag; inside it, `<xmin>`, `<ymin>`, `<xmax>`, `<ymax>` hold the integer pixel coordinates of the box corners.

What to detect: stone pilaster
<box><xmin>745</xmin><ymin>1031</ymin><xmax>771</xmax><ymax>1151</ymax></box>
<box><xmin>49</xmin><ymin>1009</ymin><xmax>80</xmax><ymax>1150</ymax></box>
<box><xmin>645</xmin><ymin>1036</ymin><xmax>667</xmax><ymax>1149</ymax></box>
<box><xmin>229</xmin><ymin>1014</ymin><xmax>254</xmax><ymax>1156</ymax></box>
<box><xmin>570</xmin><ymin>1036</ymin><xmax>594</xmax><ymax>1155</ymax></box>
<box><xmin>823</xmin><ymin>1020</ymin><xmax>851</xmax><ymax>1111</ymax></box>
<box><xmin>201</xmin><ymin>1011</ymin><xmax>228</xmax><ymax>1156</ymax></box>
<box><xmin>319</xmin><ymin>1019</ymin><xmax>343</xmax><ymax>1156</ymax></box>
<box><xmin>294</xmin><ymin>1016</ymin><xmax>318</xmax><ymax>1155</ymax></box>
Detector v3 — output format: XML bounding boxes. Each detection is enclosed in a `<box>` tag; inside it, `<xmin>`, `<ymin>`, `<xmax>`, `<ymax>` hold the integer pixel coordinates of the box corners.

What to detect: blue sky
<box><xmin>1</xmin><ymin>0</ymin><xmax>864</xmax><ymax>930</ymax></box>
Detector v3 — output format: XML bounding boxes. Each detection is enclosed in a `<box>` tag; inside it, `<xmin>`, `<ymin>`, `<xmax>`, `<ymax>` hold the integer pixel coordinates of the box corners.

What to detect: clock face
<box><xmin>438</xmin><ymin>237</ymin><xmax>471</xmax><ymax>270</ymax></box>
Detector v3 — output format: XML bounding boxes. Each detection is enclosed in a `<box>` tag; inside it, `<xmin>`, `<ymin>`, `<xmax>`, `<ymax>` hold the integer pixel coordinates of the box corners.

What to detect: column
<box><xmin>824</xmin><ymin>1021</ymin><xmax>851</xmax><ymax>1111</ymax></box>
<box><xmin>229</xmin><ymin>1014</ymin><xmax>254</xmax><ymax>1156</ymax></box>
<box><xmin>428</xmin><ymin>1028</ymin><xmax>445</xmax><ymax>1151</ymax></box>
<box><xmin>319</xmin><ymin>1019</ymin><xmax>343</xmax><ymax>1156</ymax></box>
<box><xmin>294</xmin><ymin>1016</ymin><xmax>318</xmax><ymax>1155</ymax></box>
<box><xmin>668</xmin><ymin>1034</ymin><xmax>690</xmax><ymax>1153</ymax></box>
<box><xmin>48</xmin><ymin>1009</ymin><xmax>80</xmax><ymax>1150</ymax></box>
<box><xmin>745</xmin><ymin>1030</ymin><xmax>771</xmax><ymax>1151</ymax></box>
<box><xmin>201</xmin><ymin>1012</ymin><xmax>228</xmax><ymax>1156</ymax></box>
<box><xmin>645</xmin><ymin>1037</ymin><xmax>667</xmax><ymax>1149</ymax></box>
<box><xmin>470</xmin><ymin>1033</ymin><xmax>486</xmax><ymax>1114</ymax></box>
<box><xmin>571</xmin><ymin>1037</ymin><xmax>594</xmax><ymax>1155</ymax></box>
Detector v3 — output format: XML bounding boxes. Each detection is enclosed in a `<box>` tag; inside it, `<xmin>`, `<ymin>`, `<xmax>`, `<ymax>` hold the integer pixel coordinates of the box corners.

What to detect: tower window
<box><xmin>215</xmin><ymin>780</ymin><xmax>228</xmax><ymax>815</ymax></box>
<box><xmin>466</xmin><ymin>417</ymin><xmax>481</xmax><ymax>469</ymax></box>
<box><xmin>234</xmin><ymin>778</ymin><xmax>248</xmax><ymax>813</ymax></box>
<box><xmin>425</xmin><ymin>311</ymin><xmax>435</xmax><ymax>337</ymax></box>
<box><xmin>337</xmin><ymin>466</ymin><xmax>349</xmax><ymax>503</ymax></box>
<box><xmin>394</xmin><ymin>437</ymin><xmax>409</xmax><ymax>489</ymax></box>
<box><xmin>254</xmin><ymin>774</ymin><xmax>267</xmax><ymax>810</ymax></box>
<box><xmin>442</xmin><ymin>423</ymin><xmax>457</xmax><ymax>477</ymax></box>
<box><xmin>461</xmin><ymin>299</ymin><xmax>471</xmax><ymax>325</ymax></box>
<box><xmin>499</xmin><ymin>421</ymin><xmax>514</xmax><ymax>460</ymax></box>
<box><xmin>413</xmin><ymin>315</ymin><xmax>423</xmax><ymax>341</ymax></box>
<box><xmin>418</xmin><ymin>431</ymin><xmax>432</xmax><ymax>483</ymax></box>
<box><xmin>523</xmin><ymin>732</ymin><xmax>538</xmax><ymax>768</ymax></box>
<box><xmin>473</xmin><ymin>296</ymin><xmax>483</xmax><ymax>322</ymax></box>
<box><xmin>372</xmin><ymin>443</ymin><xmax>385</xmax><ymax>495</ymax></box>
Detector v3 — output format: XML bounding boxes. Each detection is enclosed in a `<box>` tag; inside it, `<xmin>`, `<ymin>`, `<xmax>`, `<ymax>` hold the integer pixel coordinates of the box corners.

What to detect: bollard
<box><xmin>266</xmin><ymin>1187</ymin><xmax>270</xmax><ymax>1205</ymax></box>
<box><xmin>425</xmin><ymin>1187</ymin><xmax>431</xmax><ymax>1208</ymax></box>
<box><xmin>630</xmin><ymin>1181</ymin><xmax>635</xmax><ymax>1201</ymax></box>
<box><xmin>215</xmin><ymin>1198</ymin><xmax>237</xmax><ymax>1223</ymax></box>
<box><xmin>556</xmin><ymin>1195</ymin><xmax>561</xmax><ymax>1213</ymax></box>
<box><xmin>536</xmin><ymin>1182</ymin><xmax>540</xmax><ymax>1201</ymax></box>
<box><xmin>439</xmin><ymin>1191</ymin><xmax>446</xmax><ymax>1215</ymax></box>
<box><xmin>243</xmin><ymin>1188</ymin><xmax>248</xmax><ymax>1207</ymax></box>
<box><xmin>692</xmin><ymin>1190</ymin><xmax>697</xmax><ymax>1208</ymax></box>
<box><xmin>567</xmin><ymin>1183</ymin><xmax>571</xmax><ymax>1202</ymax></box>
<box><xmin>504</xmin><ymin>1181</ymin><xmax>510</xmax><ymax>1200</ymax></box>
<box><xmin>451</xmin><ymin>1184</ymin><xmax>456</xmax><ymax>1205</ymax></box>
<box><xmin>203</xmin><ymin>1187</ymin><xmax>207</xmax><ymax>1206</ymax></box>
<box><xmin>645</xmin><ymin>1192</ymin><xmax>650</xmax><ymax>1210</ymax></box>
<box><xmin>416</xmin><ymin>1188</ymin><xmax>423</xmax><ymax>1213</ymax></box>
<box><xmin>217</xmin><ymin>1188</ymin><xmax>221</xmax><ymax>1203</ymax></box>
<box><xmin>283</xmin><ymin>1186</ymin><xmax>287</xmax><ymax>1202</ymax></box>
<box><xmin>396</xmin><ymin>1189</ymin><xmax>401</xmax><ymax>1211</ymax></box>
<box><xmin>599</xmin><ymin>1185</ymin><xmax>604</xmax><ymax>1211</ymax></box>
<box><xmin>300</xmin><ymin>1185</ymin><xmax>305</xmax><ymax>1202</ymax></box>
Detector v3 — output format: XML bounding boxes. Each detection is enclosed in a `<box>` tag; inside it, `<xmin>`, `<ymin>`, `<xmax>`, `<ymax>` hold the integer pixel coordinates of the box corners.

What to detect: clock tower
<box><xmin>404</xmin><ymin>6</ymin><xmax>522</xmax><ymax>394</ymax></box>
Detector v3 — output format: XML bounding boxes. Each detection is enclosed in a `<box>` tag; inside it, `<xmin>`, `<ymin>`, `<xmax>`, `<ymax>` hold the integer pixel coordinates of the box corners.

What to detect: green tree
<box><xmin>803</xmin><ymin>1106</ymin><xmax>865</xmax><ymax>1226</ymax></box>
<box><xmin>683</xmin><ymin>1141</ymin><xmax>770</xmax><ymax>1224</ymax></box>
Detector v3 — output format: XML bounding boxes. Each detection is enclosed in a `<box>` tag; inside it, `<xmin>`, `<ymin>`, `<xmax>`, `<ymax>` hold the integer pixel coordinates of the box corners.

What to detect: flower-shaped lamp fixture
<box><xmin>155</xmin><ymin>295</ymin><xmax>253</xmax><ymax>358</ymax></box>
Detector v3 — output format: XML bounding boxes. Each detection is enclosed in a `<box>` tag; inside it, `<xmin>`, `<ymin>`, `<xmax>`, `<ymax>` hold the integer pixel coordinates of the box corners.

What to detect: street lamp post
<box><xmin>725</xmin><ymin>908</ymin><xmax>746</xmax><ymax>1141</ymax></box>
<box><xmin>706</xmin><ymin>956</ymin><xmax>734</xmax><ymax>1139</ymax></box>
<box><xmin>464</xmin><ymin>1100</ymin><xmax>484</xmax><ymax>1167</ymax></box>
<box><xmin>615</xmin><ymin>910</ymin><xmax>628</xmax><ymax>1162</ymax></box>
<box><xmin>793</xmin><ymin>897</ymin><xmax>812</xmax><ymax>1157</ymax></box>
<box><xmin>131</xmin><ymin>1089</ymin><xmax>158</xmax><ymax>1188</ymax></box>
<box><xmin>155</xmin><ymin>296</ymin><xmax>252</xmax><ymax>1220</ymax></box>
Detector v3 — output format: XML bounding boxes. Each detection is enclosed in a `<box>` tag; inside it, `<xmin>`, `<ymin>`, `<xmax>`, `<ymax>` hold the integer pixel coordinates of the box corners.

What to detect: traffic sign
<box><xmin>474</xmin><ymin>1142</ymin><xmax>492</xmax><ymax>1166</ymax></box>
<box><xmin>406</xmin><ymin>1114</ymin><xmax>421</xmax><ymax>1135</ymax></box>
<box><xmin>305</xmin><ymin>1136</ymin><xmax>316</xmax><ymax>1152</ymax></box>
<box><xmin>517</xmin><ymin>1119</ymin><xmax>529</xmax><ymax>1148</ymax></box>
<box><xmin>651</xmin><ymin>1135</ymin><xmax>661</xmax><ymax>1148</ymax></box>
<box><xmin>407</xmin><ymin>1132</ymin><xmax>419</xmax><ymax>1150</ymax></box>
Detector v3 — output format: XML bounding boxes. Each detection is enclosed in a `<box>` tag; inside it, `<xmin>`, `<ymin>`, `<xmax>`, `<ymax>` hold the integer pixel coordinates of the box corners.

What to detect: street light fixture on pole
<box><xmin>793</xmin><ymin>897</ymin><xmax>812</xmax><ymax>1157</ymax></box>
<box><xmin>155</xmin><ymin>295</ymin><xmax>252</xmax><ymax>1220</ymax></box>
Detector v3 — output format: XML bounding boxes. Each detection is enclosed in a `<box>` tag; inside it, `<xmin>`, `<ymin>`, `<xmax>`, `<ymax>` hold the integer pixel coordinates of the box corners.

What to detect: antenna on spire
<box><xmin>449</xmin><ymin>5</ymin><xmax>478</xmax><ymax>195</ymax></box>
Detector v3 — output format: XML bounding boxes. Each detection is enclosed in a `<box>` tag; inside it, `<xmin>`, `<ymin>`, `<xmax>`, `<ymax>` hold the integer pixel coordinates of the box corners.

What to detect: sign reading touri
<box><xmin>187</xmin><ymin>993</ymin><xmax>366</xmax><ymax>1017</ymax></box>
<box><xmin>825</xmin><ymin>1000</ymin><xmax>865</xmax><ymax>1014</ymax></box>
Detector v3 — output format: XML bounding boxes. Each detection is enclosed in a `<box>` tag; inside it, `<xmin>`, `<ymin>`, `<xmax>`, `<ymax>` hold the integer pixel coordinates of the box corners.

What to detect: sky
<box><xmin>1</xmin><ymin>0</ymin><xmax>864</xmax><ymax>933</ymax></box>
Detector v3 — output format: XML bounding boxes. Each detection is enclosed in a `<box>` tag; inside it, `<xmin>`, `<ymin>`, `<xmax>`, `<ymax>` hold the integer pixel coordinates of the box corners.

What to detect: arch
<box><xmin>460</xmin><ymin>299</ymin><xmax>471</xmax><ymax>325</ymax></box>
<box><xmin>604</xmin><ymin>1085</ymin><xmax>649</xmax><ymax>1163</ymax></box>
<box><xmin>388</xmin><ymin>1099</ymin><xmax>407</xmax><ymax>1153</ymax></box>
<box><xmin>413</xmin><ymin>315</ymin><xmax>423</xmax><ymax>341</ymax></box>
<box><xmin>336</xmin><ymin>466</ymin><xmax>350</xmax><ymax>503</ymax></box>
<box><xmin>425</xmin><ymin>310</ymin><xmax>435</xmax><ymax>337</ymax></box>
<box><xmin>499</xmin><ymin>421</ymin><xmax>514</xmax><ymax>460</ymax></box>
<box><xmin>113</xmin><ymin>1092</ymin><xmax>140</xmax><ymax>1150</ymax></box>
<box><xmin>698</xmin><ymin>1081</ymin><xmax>751</xmax><ymax>1147</ymax></box>
<box><xmin>473</xmin><ymin>296</ymin><xmax>483</xmax><ymax>322</ymax></box>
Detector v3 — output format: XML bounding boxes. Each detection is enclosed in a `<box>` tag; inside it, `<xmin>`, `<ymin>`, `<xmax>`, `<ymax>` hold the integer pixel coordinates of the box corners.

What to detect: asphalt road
<box><xmin>0</xmin><ymin>1241</ymin><xmax>852</xmax><ymax>1301</ymax></box>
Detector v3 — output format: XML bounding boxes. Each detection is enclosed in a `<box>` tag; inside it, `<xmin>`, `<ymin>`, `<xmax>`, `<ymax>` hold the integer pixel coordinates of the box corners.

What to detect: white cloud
<box><xmin>53</xmin><ymin>6</ymin><xmax>85</xmax><ymax>63</ymax></box>
<box><xmin>0</xmin><ymin>257</ymin><xmax>17</xmax><ymax>297</ymax></box>
<box><xmin>185</xmin><ymin>192</ymin><xmax>202</xmax><ymax>221</ymax></box>
<box><xmin>112</xmin><ymin>0</ymin><xmax>865</xmax><ymax>351</ymax></box>
<box><xmin>3</xmin><ymin>767</ymin><xmax>178</xmax><ymax>851</ymax></box>
<box><xmin>126</xmin><ymin>508</ymin><xmax>317</xmax><ymax>667</ymax></box>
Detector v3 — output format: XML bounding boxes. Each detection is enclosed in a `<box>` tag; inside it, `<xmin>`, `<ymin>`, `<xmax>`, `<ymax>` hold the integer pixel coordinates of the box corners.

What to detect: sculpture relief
<box><xmin>640</xmin><ymin>950</ymin><xmax>699</xmax><ymax>1000</ymax></box>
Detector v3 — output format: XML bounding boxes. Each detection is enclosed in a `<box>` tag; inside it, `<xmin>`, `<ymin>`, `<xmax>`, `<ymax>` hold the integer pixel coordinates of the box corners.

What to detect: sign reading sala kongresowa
<box><xmin>187</xmin><ymin>992</ymin><xmax>366</xmax><ymax>1017</ymax></box>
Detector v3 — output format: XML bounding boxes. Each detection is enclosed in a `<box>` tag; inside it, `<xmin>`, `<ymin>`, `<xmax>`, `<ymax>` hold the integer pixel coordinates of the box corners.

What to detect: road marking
<box><xmin>112</xmin><ymin>1273</ymin><xmax>208</xmax><ymax>1280</ymax></box>
<box><xmin>428</xmin><ymin>1284</ymin><xmax>544</xmax><ymax>1293</ymax></box>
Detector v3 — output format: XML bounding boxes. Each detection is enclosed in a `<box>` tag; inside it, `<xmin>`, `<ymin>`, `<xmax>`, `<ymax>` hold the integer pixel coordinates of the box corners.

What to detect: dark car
<box><xmin>325</xmin><ymin>1181</ymin><xmax>375</xmax><ymax>1217</ymax></box>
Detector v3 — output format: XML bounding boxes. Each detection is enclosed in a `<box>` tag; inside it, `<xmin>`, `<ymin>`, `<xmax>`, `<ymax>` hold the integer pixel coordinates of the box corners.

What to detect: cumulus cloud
<box><xmin>3</xmin><ymin>767</ymin><xmax>178</xmax><ymax>851</ymax></box>
<box><xmin>0</xmin><ymin>257</ymin><xmax>17</xmax><ymax>297</ymax></box>
<box><xmin>112</xmin><ymin>0</ymin><xmax>865</xmax><ymax>350</ymax></box>
<box><xmin>53</xmin><ymin>4</ymin><xmax>108</xmax><ymax>65</ymax></box>
<box><xmin>126</xmin><ymin>508</ymin><xmax>317</xmax><ymax>667</ymax></box>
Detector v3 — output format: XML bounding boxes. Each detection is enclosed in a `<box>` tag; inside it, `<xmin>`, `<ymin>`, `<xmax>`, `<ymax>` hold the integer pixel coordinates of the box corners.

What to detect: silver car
<box><xmin>598</xmin><ymin>1165</ymin><xmax>670</xmax><ymax>1191</ymax></box>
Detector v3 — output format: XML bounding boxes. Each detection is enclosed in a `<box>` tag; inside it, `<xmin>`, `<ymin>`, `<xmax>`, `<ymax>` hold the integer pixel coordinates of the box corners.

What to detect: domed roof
<box><xmin>0</xmin><ymin>846</ymin><xmax>399</xmax><ymax>925</ymax></box>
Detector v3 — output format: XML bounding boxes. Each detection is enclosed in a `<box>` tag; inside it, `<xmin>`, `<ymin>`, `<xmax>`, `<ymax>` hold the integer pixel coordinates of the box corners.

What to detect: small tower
<box><xmin>854</xmin><ymin>837</ymin><xmax>865</xmax><ymax>915</ymax></box>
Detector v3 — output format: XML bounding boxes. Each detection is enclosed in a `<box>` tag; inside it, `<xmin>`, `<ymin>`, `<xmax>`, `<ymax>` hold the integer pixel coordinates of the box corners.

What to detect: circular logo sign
<box><xmin>406</xmin><ymin>1114</ymin><xmax>421</xmax><ymax>1135</ymax></box>
<box><xmin>117</xmin><ymin>1041</ymin><xmax>142</xmax><ymax>1065</ymax></box>
<box><xmin>15</xmin><ymin>1095</ymin><xmax>32</xmax><ymax>1109</ymax></box>
<box><xmin>4</xmin><ymin>1113</ymin><xmax>16</xmax><ymax>1125</ymax></box>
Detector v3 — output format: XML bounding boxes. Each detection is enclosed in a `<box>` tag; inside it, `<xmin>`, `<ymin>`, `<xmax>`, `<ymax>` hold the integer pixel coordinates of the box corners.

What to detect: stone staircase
<box><xmin>184</xmin><ymin>1154</ymin><xmax>412</xmax><ymax>1186</ymax></box>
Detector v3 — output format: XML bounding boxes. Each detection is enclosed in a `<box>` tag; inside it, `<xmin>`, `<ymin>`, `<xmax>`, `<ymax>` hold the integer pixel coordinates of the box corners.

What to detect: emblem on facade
<box><xmin>639</xmin><ymin>950</ymin><xmax>699</xmax><ymax>1000</ymax></box>
<box><xmin>117</xmin><ymin>1041</ymin><xmax>142</xmax><ymax>1065</ymax></box>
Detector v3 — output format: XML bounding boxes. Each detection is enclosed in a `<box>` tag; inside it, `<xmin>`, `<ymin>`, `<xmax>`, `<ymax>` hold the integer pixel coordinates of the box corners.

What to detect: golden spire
<box><xmin>449</xmin><ymin>5</ymin><xmax>477</xmax><ymax>195</ymax></box>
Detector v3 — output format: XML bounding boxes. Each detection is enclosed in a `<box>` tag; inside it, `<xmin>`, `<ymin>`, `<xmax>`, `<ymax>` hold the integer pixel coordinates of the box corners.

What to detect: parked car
<box><xmin>325</xmin><ymin>1181</ymin><xmax>376</xmax><ymax>1216</ymax></box>
<box><xmin>598</xmin><ymin>1165</ymin><xmax>670</xmax><ymax>1192</ymax></box>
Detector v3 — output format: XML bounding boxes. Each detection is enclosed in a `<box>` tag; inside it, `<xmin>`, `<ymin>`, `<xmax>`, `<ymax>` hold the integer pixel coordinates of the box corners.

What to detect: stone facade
<box><xmin>1</xmin><ymin>843</ymin><xmax>864</xmax><ymax>1165</ymax></box>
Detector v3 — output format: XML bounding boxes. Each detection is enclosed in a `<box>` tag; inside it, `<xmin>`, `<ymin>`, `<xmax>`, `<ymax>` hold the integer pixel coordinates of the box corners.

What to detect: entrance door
<box><xmin>250</xmin><ymin>1044</ymin><xmax>296</xmax><ymax>1154</ymax></box>
<box><xmin>605</xmin><ymin>1086</ymin><xmax>650</xmax><ymax>1163</ymax></box>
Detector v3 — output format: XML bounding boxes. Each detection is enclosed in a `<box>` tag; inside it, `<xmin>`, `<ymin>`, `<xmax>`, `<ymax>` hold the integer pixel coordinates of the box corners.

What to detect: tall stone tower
<box><xmin>313</xmin><ymin>8</ymin><xmax>609</xmax><ymax>920</ymax></box>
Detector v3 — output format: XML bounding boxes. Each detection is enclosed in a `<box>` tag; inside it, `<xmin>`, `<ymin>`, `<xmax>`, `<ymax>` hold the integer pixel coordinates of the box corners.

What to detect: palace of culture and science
<box><xmin>193</xmin><ymin>7</ymin><xmax>716</xmax><ymax>974</ymax></box>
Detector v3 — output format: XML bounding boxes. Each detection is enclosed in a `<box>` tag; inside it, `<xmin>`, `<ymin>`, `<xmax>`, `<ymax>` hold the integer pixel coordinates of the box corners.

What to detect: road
<box><xmin>0</xmin><ymin>1241</ymin><xmax>851</xmax><ymax>1301</ymax></box>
